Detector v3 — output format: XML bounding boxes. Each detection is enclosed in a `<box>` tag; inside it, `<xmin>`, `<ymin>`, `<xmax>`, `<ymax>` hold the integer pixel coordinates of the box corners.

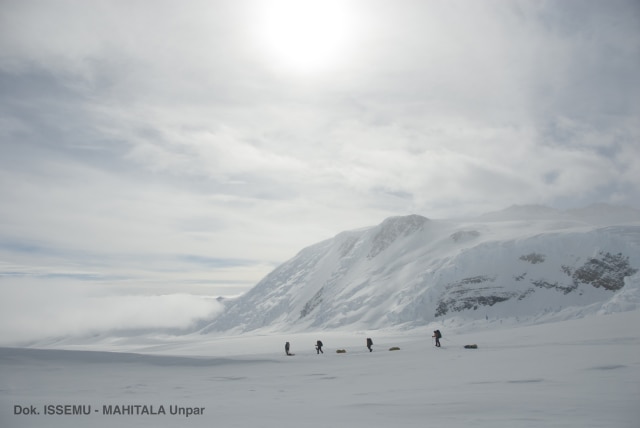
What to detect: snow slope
<box><xmin>202</xmin><ymin>204</ymin><xmax>640</xmax><ymax>333</ymax></box>
<box><xmin>2</xmin><ymin>310</ymin><xmax>639</xmax><ymax>428</ymax></box>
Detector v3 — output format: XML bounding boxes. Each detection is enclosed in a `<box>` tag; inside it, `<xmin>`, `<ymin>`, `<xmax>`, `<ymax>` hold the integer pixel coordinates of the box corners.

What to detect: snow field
<box><xmin>2</xmin><ymin>310</ymin><xmax>639</xmax><ymax>428</ymax></box>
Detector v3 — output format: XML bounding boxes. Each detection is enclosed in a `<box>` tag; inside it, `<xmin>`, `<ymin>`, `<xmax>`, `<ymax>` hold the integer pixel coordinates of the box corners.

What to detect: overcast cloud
<box><xmin>1</xmin><ymin>0</ymin><xmax>639</xmax><ymax>341</ymax></box>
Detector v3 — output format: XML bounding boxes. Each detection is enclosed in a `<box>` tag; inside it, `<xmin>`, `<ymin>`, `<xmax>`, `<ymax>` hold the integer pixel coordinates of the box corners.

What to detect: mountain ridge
<box><xmin>202</xmin><ymin>204</ymin><xmax>640</xmax><ymax>333</ymax></box>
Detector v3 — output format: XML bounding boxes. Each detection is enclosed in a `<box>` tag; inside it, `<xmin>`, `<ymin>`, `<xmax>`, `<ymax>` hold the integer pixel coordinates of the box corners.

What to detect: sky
<box><xmin>1</xmin><ymin>0</ymin><xmax>639</xmax><ymax>340</ymax></box>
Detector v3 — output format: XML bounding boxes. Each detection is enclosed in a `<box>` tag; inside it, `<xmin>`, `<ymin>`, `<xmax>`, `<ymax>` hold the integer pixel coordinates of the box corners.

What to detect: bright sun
<box><xmin>255</xmin><ymin>0</ymin><xmax>354</xmax><ymax>73</ymax></box>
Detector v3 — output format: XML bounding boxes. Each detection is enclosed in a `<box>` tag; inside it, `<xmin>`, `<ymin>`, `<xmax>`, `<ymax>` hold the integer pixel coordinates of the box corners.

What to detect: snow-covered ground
<box><xmin>2</xmin><ymin>310</ymin><xmax>639</xmax><ymax>428</ymax></box>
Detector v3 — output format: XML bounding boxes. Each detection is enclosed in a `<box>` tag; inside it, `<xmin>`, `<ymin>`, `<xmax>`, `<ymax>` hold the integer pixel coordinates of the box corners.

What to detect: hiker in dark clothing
<box><xmin>366</xmin><ymin>337</ymin><xmax>373</xmax><ymax>352</ymax></box>
<box><xmin>285</xmin><ymin>341</ymin><xmax>291</xmax><ymax>356</ymax></box>
<box><xmin>433</xmin><ymin>330</ymin><xmax>441</xmax><ymax>347</ymax></box>
<box><xmin>316</xmin><ymin>340</ymin><xmax>323</xmax><ymax>354</ymax></box>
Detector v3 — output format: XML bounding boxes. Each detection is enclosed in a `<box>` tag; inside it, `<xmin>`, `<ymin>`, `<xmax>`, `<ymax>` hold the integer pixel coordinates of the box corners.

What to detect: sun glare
<box><xmin>255</xmin><ymin>0</ymin><xmax>354</xmax><ymax>73</ymax></box>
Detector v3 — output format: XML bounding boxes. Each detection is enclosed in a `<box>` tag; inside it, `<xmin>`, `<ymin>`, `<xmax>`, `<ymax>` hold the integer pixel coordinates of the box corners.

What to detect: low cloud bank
<box><xmin>0</xmin><ymin>280</ymin><xmax>223</xmax><ymax>345</ymax></box>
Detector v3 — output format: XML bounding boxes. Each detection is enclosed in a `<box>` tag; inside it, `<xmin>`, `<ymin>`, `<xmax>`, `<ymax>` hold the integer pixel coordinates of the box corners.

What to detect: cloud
<box><xmin>0</xmin><ymin>0</ymin><xmax>639</xmax><ymax>329</ymax></box>
<box><xmin>0</xmin><ymin>277</ymin><xmax>224</xmax><ymax>345</ymax></box>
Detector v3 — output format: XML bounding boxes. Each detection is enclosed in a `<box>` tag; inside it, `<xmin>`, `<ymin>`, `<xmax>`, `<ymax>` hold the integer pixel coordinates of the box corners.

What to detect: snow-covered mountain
<box><xmin>202</xmin><ymin>204</ymin><xmax>640</xmax><ymax>333</ymax></box>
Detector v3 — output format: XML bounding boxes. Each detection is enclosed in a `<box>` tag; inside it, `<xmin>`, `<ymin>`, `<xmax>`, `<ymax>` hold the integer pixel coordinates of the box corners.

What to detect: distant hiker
<box><xmin>316</xmin><ymin>340</ymin><xmax>324</xmax><ymax>354</ymax></box>
<box><xmin>366</xmin><ymin>337</ymin><xmax>373</xmax><ymax>352</ymax></box>
<box><xmin>285</xmin><ymin>341</ymin><xmax>291</xmax><ymax>356</ymax></box>
<box><xmin>433</xmin><ymin>330</ymin><xmax>442</xmax><ymax>347</ymax></box>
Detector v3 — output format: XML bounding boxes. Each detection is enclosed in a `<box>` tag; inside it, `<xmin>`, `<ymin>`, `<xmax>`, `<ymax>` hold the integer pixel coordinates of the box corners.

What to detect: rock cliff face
<box><xmin>202</xmin><ymin>205</ymin><xmax>640</xmax><ymax>333</ymax></box>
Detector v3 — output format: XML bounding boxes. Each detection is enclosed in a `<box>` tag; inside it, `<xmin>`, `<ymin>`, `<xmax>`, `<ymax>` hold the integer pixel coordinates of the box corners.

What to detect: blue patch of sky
<box><xmin>0</xmin><ymin>239</ymin><xmax>265</xmax><ymax>269</ymax></box>
<box><xmin>543</xmin><ymin>170</ymin><xmax>560</xmax><ymax>185</ymax></box>
<box><xmin>40</xmin><ymin>272</ymin><xmax>129</xmax><ymax>281</ymax></box>
<box><xmin>177</xmin><ymin>254</ymin><xmax>262</xmax><ymax>268</ymax></box>
<box><xmin>0</xmin><ymin>270</ymin><xmax>128</xmax><ymax>281</ymax></box>
<box><xmin>0</xmin><ymin>240</ymin><xmax>58</xmax><ymax>255</ymax></box>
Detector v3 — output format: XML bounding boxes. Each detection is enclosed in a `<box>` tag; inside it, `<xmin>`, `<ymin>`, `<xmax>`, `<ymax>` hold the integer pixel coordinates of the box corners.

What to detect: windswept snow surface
<box><xmin>2</xmin><ymin>310</ymin><xmax>640</xmax><ymax>428</ymax></box>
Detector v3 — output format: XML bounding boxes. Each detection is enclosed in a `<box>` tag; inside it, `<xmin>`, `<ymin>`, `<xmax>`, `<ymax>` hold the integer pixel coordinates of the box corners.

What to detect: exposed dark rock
<box><xmin>517</xmin><ymin>288</ymin><xmax>535</xmax><ymax>300</ymax></box>
<box><xmin>572</xmin><ymin>252</ymin><xmax>637</xmax><ymax>291</ymax></box>
<box><xmin>300</xmin><ymin>288</ymin><xmax>323</xmax><ymax>319</ymax></box>
<box><xmin>514</xmin><ymin>273</ymin><xmax>527</xmax><ymax>281</ymax></box>
<box><xmin>435</xmin><ymin>293</ymin><xmax>514</xmax><ymax>317</ymax></box>
<box><xmin>450</xmin><ymin>230</ymin><xmax>481</xmax><ymax>242</ymax></box>
<box><xmin>520</xmin><ymin>253</ymin><xmax>546</xmax><ymax>264</ymax></box>
<box><xmin>531</xmin><ymin>280</ymin><xmax>578</xmax><ymax>295</ymax></box>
